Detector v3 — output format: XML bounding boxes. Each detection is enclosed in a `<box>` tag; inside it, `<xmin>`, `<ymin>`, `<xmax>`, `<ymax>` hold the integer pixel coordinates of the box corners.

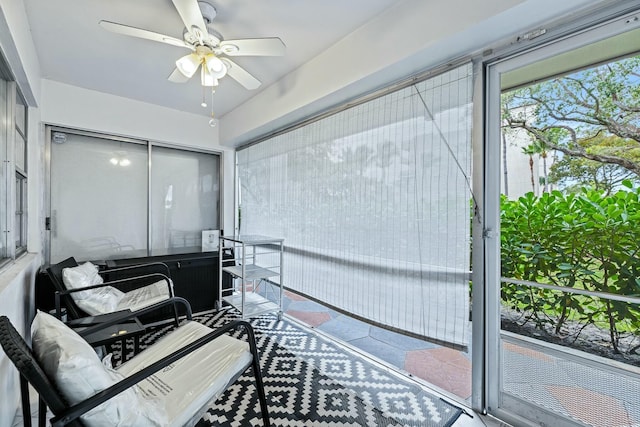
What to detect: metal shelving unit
<box><xmin>218</xmin><ymin>234</ymin><xmax>284</xmax><ymax>319</ymax></box>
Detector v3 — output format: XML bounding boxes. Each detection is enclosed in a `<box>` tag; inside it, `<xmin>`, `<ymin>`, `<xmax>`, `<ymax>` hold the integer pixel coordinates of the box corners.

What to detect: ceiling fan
<box><xmin>99</xmin><ymin>0</ymin><xmax>285</xmax><ymax>91</ymax></box>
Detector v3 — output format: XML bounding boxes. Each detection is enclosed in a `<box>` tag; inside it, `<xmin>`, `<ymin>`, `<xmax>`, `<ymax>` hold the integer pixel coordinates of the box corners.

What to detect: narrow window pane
<box><xmin>15</xmin><ymin>131</ymin><xmax>25</xmax><ymax>172</ymax></box>
<box><xmin>15</xmin><ymin>173</ymin><xmax>26</xmax><ymax>251</ymax></box>
<box><xmin>0</xmin><ymin>79</ymin><xmax>8</xmax><ymax>260</ymax></box>
<box><xmin>15</xmin><ymin>95</ymin><xmax>26</xmax><ymax>135</ymax></box>
<box><xmin>14</xmin><ymin>176</ymin><xmax>20</xmax><ymax>248</ymax></box>
<box><xmin>150</xmin><ymin>146</ymin><xmax>220</xmax><ymax>255</ymax></box>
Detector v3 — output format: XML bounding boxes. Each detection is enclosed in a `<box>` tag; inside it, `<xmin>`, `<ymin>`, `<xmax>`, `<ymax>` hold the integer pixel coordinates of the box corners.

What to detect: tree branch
<box><xmin>507</xmin><ymin>121</ymin><xmax>640</xmax><ymax>177</ymax></box>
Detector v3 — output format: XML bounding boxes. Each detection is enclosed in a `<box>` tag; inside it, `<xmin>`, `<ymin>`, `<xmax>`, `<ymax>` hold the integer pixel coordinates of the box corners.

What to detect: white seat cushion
<box><xmin>116</xmin><ymin>279</ymin><xmax>172</xmax><ymax>312</ymax></box>
<box><xmin>117</xmin><ymin>321</ymin><xmax>253</xmax><ymax>427</ymax></box>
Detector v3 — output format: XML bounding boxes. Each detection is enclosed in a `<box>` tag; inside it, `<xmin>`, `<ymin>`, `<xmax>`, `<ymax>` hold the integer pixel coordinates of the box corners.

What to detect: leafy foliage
<box><xmin>501</xmin><ymin>182</ymin><xmax>640</xmax><ymax>352</ymax></box>
<box><xmin>548</xmin><ymin>136</ymin><xmax>637</xmax><ymax>195</ymax></box>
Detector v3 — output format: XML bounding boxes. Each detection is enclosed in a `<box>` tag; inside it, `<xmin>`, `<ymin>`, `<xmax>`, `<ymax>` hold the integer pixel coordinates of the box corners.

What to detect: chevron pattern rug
<box><xmin>115</xmin><ymin>308</ymin><xmax>463</xmax><ymax>426</ymax></box>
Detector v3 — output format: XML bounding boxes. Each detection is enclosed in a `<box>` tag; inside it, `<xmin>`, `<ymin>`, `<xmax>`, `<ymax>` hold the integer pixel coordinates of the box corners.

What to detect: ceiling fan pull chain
<box><xmin>209</xmin><ymin>87</ymin><xmax>216</xmax><ymax>127</ymax></box>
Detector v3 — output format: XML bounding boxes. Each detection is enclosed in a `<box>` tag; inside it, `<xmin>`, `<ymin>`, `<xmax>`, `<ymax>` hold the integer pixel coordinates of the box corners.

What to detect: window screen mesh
<box><xmin>237</xmin><ymin>63</ymin><xmax>473</xmax><ymax>346</ymax></box>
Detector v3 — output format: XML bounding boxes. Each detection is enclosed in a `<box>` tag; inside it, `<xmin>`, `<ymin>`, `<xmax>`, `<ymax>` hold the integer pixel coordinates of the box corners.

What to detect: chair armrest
<box><xmin>66</xmin><ymin>310</ymin><xmax>133</xmax><ymax>327</ymax></box>
<box><xmin>51</xmin><ymin>319</ymin><xmax>256</xmax><ymax>427</ymax></box>
<box><xmin>103</xmin><ymin>273</ymin><xmax>173</xmax><ymax>295</ymax></box>
<box><xmin>74</xmin><ymin>297</ymin><xmax>193</xmax><ymax>338</ymax></box>
<box><xmin>100</xmin><ymin>262</ymin><xmax>171</xmax><ymax>280</ymax></box>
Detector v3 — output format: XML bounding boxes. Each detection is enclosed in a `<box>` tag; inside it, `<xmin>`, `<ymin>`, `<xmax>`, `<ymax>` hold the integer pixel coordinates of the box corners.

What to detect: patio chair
<box><xmin>0</xmin><ymin>299</ymin><xmax>270</xmax><ymax>427</ymax></box>
<box><xmin>46</xmin><ymin>257</ymin><xmax>177</xmax><ymax>324</ymax></box>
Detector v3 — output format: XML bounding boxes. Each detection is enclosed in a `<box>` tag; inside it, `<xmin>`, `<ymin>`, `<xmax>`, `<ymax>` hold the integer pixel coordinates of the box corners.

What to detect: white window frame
<box><xmin>14</xmin><ymin>91</ymin><xmax>27</xmax><ymax>256</ymax></box>
<box><xmin>0</xmin><ymin>79</ymin><xmax>27</xmax><ymax>268</ymax></box>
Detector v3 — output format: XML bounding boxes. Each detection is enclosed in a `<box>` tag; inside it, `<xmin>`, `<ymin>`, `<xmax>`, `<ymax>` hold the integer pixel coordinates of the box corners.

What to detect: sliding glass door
<box><xmin>485</xmin><ymin>9</ymin><xmax>640</xmax><ymax>426</ymax></box>
<box><xmin>49</xmin><ymin>131</ymin><xmax>147</xmax><ymax>262</ymax></box>
<box><xmin>150</xmin><ymin>145</ymin><xmax>220</xmax><ymax>255</ymax></box>
<box><xmin>48</xmin><ymin>127</ymin><xmax>221</xmax><ymax>263</ymax></box>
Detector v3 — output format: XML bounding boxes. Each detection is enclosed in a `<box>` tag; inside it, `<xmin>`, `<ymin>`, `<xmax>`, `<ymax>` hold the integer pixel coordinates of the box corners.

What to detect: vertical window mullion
<box><xmin>14</xmin><ymin>90</ymin><xmax>27</xmax><ymax>255</ymax></box>
<box><xmin>0</xmin><ymin>79</ymin><xmax>9</xmax><ymax>261</ymax></box>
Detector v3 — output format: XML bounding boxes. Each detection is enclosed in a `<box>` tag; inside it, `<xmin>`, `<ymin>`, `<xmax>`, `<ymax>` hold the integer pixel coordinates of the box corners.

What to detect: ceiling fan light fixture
<box><xmin>201</xmin><ymin>66</ymin><xmax>219</xmax><ymax>87</ymax></box>
<box><xmin>175</xmin><ymin>53</ymin><xmax>201</xmax><ymax>78</ymax></box>
<box><xmin>204</xmin><ymin>54</ymin><xmax>227</xmax><ymax>78</ymax></box>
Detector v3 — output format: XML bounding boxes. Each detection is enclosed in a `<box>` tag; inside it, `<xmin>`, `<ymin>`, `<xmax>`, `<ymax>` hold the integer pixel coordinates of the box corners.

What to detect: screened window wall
<box><xmin>48</xmin><ymin>128</ymin><xmax>220</xmax><ymax>263</ymax></box>
<box><xmin>237</xmin><ymin>63</ymin><xmax>473</xmax><ymax>347</ymax></box>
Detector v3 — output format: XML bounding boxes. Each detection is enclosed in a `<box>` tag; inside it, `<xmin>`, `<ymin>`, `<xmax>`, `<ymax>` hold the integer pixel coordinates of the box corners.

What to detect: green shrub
<box><xmin>501</xmin><ymin>181</ymin><xmax>640</xmax><ymax>352</ymax></box>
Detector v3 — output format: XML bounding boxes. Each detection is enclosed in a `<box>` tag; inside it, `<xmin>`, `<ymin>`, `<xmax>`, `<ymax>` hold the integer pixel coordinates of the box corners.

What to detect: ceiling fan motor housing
<box><xmin>198</xmin><ymin>1</ymin><xmax>217</xmax><ymax>24</ymax></box>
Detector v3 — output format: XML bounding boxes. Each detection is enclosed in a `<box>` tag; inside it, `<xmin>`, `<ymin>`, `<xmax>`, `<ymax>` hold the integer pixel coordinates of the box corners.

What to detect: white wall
<box><xmin>0</xmin><ymin>254</ymin><xmax>41</xmax><ymax>425</ymax></box>
<box><xmin>220</xmin><ymin>0</ymin><xmax>608</xmax><ymax>147</ymax></box>
<box><xmin>0</xmin><ymin>0</ymin><xmax>41</xmax><ymax>105</ymax></box>
<box><xmin>41</xmin><ymin>80</ymin><xmax>220</xmax><ymax>150</ymax></box>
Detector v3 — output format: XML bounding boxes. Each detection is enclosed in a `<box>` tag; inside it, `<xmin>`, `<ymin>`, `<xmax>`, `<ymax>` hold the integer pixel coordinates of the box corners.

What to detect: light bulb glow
<box><xmin>201</xmin><ymin>66</ymin><xmax>219</xmax><ymax>87</ymax></box>
<box><xmin>175</xmin><ymin>53</ymin><xmax>200</xmax><ymax>78</ymax></box>
<box><xmin>110</xmin><ymin>154</ymin><xmax>130</xmax><ymax>166</ymax></box>
<box><xmin>204</xmin><ymin>55</ymin><xmax>227</xmax><ymax>79</ymax></box>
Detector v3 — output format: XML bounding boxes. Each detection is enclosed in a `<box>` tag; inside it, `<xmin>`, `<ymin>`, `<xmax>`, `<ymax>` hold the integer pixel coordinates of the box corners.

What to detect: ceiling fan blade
<box><xmin>168</xmin><ymin>68</ymin><xmax>191</xmax><ymax>83</ymax></box>
<box><xmin>99</xmin><ymin>21</ymin><xmax>190</xmax><ymax>49</ymax></box>
<box><xmin>223</xmin><ymin>59</ymin><xmax>261</xmax><ymax>90</ymax></box>
<box><xmin>172</xmin><ymin>0</ymin><xmax>208</xmax><ymax>37</ymax></box>
<box><xmin>220</xmin><ymin>38</ymin><xmax>286</xmax><ymax>56</ymax></box>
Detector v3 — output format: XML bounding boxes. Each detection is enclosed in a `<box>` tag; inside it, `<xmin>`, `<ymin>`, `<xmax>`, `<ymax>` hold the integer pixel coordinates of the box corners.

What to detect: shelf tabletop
<box><xmin>221</xmin><ymin>235</ymin><xmax>284</xmax><ymax>245</ymax></box>
<box><xmin>222</xmin><ymin>264</ymin><xmax>280</xmax><ymax>280</ymax></box>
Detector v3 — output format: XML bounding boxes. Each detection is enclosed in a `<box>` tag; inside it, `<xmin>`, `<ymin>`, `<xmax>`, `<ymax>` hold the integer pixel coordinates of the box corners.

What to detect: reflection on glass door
<box><xmin>49</xmin><ymin>130</ymin><xmax>148</xmax><ymax>263</ymax></box>
<box><xmin>150</xmin><ymin>146</ymin><xmax>220</xmax><ymax>255</ymax></box>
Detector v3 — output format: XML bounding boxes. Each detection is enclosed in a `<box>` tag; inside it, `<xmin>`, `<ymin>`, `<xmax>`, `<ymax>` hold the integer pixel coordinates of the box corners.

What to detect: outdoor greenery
<box><xmin>500</xmin><ymin>183</ymin><xmax>640</xmax><ymax>353</ymax></box>
<box><xmin>503</xmin><ymin>55</ymin><xmax>640</xmax><ymax>194</ymax></box>
<box><xmin>499</xmin><ymin>54</ymin><xmax>640</xmax><ymax>356</ymax></box>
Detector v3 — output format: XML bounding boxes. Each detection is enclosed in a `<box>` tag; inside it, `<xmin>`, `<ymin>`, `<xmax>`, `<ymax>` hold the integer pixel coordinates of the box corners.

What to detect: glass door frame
<box><xmin>482</xmin><ymin>4</ymin><xmax>640</xmax><ymax>425</ymax></box>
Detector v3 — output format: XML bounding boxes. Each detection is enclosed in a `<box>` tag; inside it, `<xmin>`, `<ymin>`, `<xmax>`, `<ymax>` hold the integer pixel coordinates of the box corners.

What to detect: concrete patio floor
<box><xmin>273</xmin><ymin>288</ymin><xmax>473</xmax><ymax>402</ymax></box>
<box><xmin>260</xmin><ymin>285</ymin><xmax>640</xmax><ymax>427</ymax></box>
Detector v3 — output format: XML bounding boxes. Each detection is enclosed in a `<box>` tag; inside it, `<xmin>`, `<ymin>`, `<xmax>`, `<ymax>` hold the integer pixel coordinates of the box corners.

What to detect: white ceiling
<box><xmin>23</xmin><ymin>0</ymin><xmax>398</xmax><ymax>118</ymax></box>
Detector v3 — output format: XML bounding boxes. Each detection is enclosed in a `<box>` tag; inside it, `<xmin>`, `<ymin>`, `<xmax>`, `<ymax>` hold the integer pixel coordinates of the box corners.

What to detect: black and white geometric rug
<box><xmin>116</xmin><ymin>309</ymin><xmax>463</xmax><ymax>426</ymax></box>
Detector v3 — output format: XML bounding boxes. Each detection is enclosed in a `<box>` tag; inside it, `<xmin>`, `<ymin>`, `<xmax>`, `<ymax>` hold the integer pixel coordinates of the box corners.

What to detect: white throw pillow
<box><xmin>73</xmin><ymin>286</ymin><xmax>126</xmax><ymax>315</ymax></box>
<box><xmin>31</xmin><ymin>311</ymin><xmax>167</xmax><ymax>426</ymax></box>
<box><xmin>62</xmin><ymin>262</ymin><xmax>125</xmax><ymax>315</ymax></box>
<box><xmin>62</xmin><ymin>262</ymin><xmax>104</xmax><ymax>297</ymax></box>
